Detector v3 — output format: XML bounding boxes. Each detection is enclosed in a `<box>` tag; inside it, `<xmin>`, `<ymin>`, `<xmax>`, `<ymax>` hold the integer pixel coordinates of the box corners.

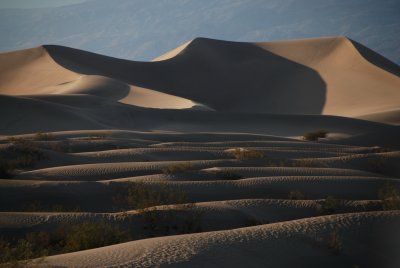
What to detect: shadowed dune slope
<box><xmin>1</xmin><ymin>36</ymin><xmax>398</xmax><ymax>119</ymax></box>
<box><xmin>47</xmin><ymin>36</ymin><xmax>400</xmax><ymax>116</ymax></box>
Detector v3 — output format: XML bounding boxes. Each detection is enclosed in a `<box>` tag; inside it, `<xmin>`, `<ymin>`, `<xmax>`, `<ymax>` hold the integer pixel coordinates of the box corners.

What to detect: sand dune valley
<box><xmin>0</xmin><ymin>36</ymin><xmax>400</xmax><ymax>267</ymax></box>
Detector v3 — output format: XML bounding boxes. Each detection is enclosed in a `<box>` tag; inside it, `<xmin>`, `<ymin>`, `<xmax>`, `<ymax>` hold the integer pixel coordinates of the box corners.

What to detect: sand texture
<box><xmin>0</xmin><ymin>36</ymin><xmax>399</xmax><ymax>267</ymax></box>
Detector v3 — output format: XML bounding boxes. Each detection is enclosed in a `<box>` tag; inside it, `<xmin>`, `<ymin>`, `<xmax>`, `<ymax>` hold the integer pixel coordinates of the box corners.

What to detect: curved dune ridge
<box><xmin>0</xmin><ymin>36</ymin><xmax>399</xmax><ymax>121</ymax></box>
<box><xmin>0</xmin><ymin>130</ymin><xmax>399</xmax><ymax>267</ymax></box>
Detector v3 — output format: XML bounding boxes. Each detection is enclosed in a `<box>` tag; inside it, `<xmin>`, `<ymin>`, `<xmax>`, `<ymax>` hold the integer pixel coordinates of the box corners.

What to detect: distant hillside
<box><xmin>0</xmin><ymin>0</ymin><xmax>399</xmax><ymax>64</ymax></box>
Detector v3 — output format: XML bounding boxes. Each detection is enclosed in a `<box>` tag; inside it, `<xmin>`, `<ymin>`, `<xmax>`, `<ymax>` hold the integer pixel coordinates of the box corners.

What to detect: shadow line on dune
<box><xmin>44</xmin><ymin>38</ymin><xmax>327</xmax><ymax>115</ymax></box>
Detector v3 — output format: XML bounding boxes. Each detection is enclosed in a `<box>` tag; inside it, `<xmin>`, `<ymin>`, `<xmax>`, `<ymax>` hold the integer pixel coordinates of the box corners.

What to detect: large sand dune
<box><xmin>0</xmin><ymin>37</ymin><xmax>399</xmax><ymax>267</ymax></box>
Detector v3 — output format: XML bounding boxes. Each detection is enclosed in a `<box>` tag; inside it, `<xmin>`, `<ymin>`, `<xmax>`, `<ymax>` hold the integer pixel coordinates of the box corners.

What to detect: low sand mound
<box><xmin>0</xmin><ymin>199</ymin><xmax>381</xmax><ymax>236</ymax></box>
<box><xmin>43</xmin><ymin>211</ymin><xmax>400</xmax><ymax>268</ymax></box>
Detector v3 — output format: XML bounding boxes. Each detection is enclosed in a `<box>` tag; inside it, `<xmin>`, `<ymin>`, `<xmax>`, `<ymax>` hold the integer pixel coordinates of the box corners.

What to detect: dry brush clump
<box><xmin>288</xmin><ymin>190</ymin><xmax>307</xmax><ymax>200</ymax></box>
<box><xmin>34</xmin><ymin>132</ymin><xmax>54</xmax><ymax>141</ymax></box>
<box><xmin>0</xmin><ymin>138</ymin><xmax>48</xmax><ymax>179</ymax></box>
<box><xmin>140</xmin><ymin>205</ymin><xmax>203</xmax><ymax>238</ymax></box>
<box><xmin>325</xmin><ymin>228</ymin><xmax>343</xmax><ymax>255</ymax></box>
<box><xmin>88</xmin><ymin>131</ymin><xmax>112</xmax><ymax>140</ymax></box>
<box><xmin>0</xmin><ymin>221</ymin><xmax>128</xmax><ymax>266</ymax></box>
<box><xmin>367</xmin><ymin>156</ymin><xmax>389</xmax><ymax>174</ymax></box>
<box><xmin>316</xmin><ymin>196</ymin><xmax>341</xmax><ymax>215</ymax></box>
<box><xmin>292</xmin><ymin>159</ymin><xmax>325</xmax><ymax>167</ymax></box>
<box><xmin>112</xmin><ymin>182</ymin><xmax>188</xmax><ymax>211</ymax></box>
<box><xmin>215</xmin><ymin>170</ymin><xmax>243</xmax><ymax>180</ymax></box>
<box><xmin>303</xmin><ymin>130</ymin><xmax>328</xmax><ymax>141</ymax></box>
<box><xmin>161</xmin><ymin>162</ymin><xmax>194</xmax><ymax>174</ymax></box>
<box><xmin>378</xmin><ymin>182</ymin><xmax>400</xmax><ymax>210</ymax></box>
<box><xmin>229</xmin><ymin>148</ymin><xmax>264</xmax><ymax>160</ymax></box>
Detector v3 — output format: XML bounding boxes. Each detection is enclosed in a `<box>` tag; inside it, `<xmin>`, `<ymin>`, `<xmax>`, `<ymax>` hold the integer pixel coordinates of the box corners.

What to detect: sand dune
<box><xmin>1</xmin><ymin>36</ymin><xmax>399</xmax><ymax>121</ymax></box>
<box><xmin>43</xmin><ymin>211</ymin><xmax>400</xmax><ymax>268</ymax></box>
<box><xmin>1</xmin><ymin>36</ymin><xmax>399</xmax><ymax>266</ymax></box>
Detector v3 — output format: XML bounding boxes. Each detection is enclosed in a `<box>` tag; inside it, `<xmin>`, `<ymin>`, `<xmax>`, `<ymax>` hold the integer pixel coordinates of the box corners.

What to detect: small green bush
<box><xmin>229</xmin><ymin>148</ymin><xmax>264</xmax><ymax>160</ymax></box>
<box><xmin>378</xmin><ymin>182</ymin><xmax>400</xmax><ymax>210</ymax></box>
<box><xmin>303</xmin><ymin>130</ymin><xmax>328</xmax><ymax>141</ymax></box>
<box><xmin>288</xmin><ymin>190</ymin><xmax>306</xmax><ymax>200</ymax></box>
<box><xmin>161</xmin><ymin>162</ymin><xmax>193</xmax><ymax>174</ymax></box>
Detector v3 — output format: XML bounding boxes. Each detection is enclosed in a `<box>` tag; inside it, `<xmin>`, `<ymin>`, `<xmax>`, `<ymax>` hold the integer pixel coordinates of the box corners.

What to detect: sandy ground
<box><xmin>0</xmin><ymin>36</ymin><xmax>399</xmax><ymax>267</ymax></box>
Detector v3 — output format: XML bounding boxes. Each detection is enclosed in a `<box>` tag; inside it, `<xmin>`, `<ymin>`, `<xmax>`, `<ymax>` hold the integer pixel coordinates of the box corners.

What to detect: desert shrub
<box><xmin>6</xmin><ymin>138</ymin><xmax>47</xmax><ymax>168</ymax></box>
<box><xmin>303</xmin><ymin>130</ymin><xmax>328</xmax><ymax>141</ymax></box>
<box><xmin>61</xmin><ymin>222</ymin><xmax>126</xmax><ymax>253</ymax></box>
<box><xmin>367</xmin><ymin>156</ymin><xmax>388</xmax><ymax>174</ymax></box>
<box><xmin>161</xmin><ymin>162</ymin><xmax>193</xmax><ymax>174</ymax></box>
<box><xmin>0</xmin><ymin>159</ymin><xmax>14</xmax><ymax>179</ymax></box>
<box><xmin>317</xmin><ymin>196</ymin><xmax>340</xmax><ymax>214</ymax></box>
<box><xmin>265</xmin><ymin>160</ymin><xmax>289</xmax><ymax>167</ymax></box>
<box><xmin>47</xmin><ymin>140</ymin><xmax>71</xmax><ymax>153</ymax></box>
<box><xmin>34</xmin><ymin>132</ymin><xmax>54</xmax><ymax>141</ymax></box>
<box><xmin>292</xmin><ymin>159</ymin><xmax>323</xmax><ymax>167</ymax></box>
<box><xmin>229</xmin><ymin>148</ymin><xmax>264</xmax><ymax>160</ymax></box>
<box><xmin>378</xmin><ymin>182</ymin><xmax>400</xmax><ymax>210</ymax></box>
<box><xmin>0</xmin><ymin>233</ymin><xmax>49</xmax><ymax>267</ymax></box>
<box><xmin>88</xmin><ymin>131</ymin><xmax>112</xmax><ymax>140</ymax></box>
<box><xmin>326</xmin><ymin>229</ymin><xmax>343</xmax><ymax>255</ymax></box>
<box><xmin>288</xmin><ymin>190</ymin><xmax>306</xmax><ymax>200</ymax></box>
<box><xmin>21</xmin><ymin>200</ymin><xmax>80</xmax><ymax>212</ymax></box>
<box><xmin>140</xmin><ymin>206</ymin><xmax>203</xmax><ymax>238</ymax></box>
<box><xmin>215</xmin><ymin>170</ymin><xmax>243</xmax><ymax>180</ymax></box>
<box><xmin>113</xmin><ymin>182</ymin><xmax>187</xmax><ymax>210</ymax></box>
<box><xmin>0</xmin><ymin>222</ymin><xmax>127</xmax><ymax>266</ymax></box>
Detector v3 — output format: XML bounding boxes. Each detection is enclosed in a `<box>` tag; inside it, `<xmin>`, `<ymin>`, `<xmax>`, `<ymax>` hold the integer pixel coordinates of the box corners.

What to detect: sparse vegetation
<box><xmin>317</xmin><ymin>196</ymin><xmax>340</xmax><ymax>214</ymax></box>
<box><xmin>34</xmin><ymin>132</ymin><xmax>54</xmax><ymax>141</ymax></box>
<box><xmin>292</xmin><ymin>159</ymin><xmax>323</xmax><ymax>167</ymax></box>
<box><xmin>0</xmin><ymin>221</ymin><xmax>128</xmax><ymax>266</ymax></box>
<box><xmin>229</xmin><ymin>148</ymin><xmax>264</xmax><ymax>160</ymax></box>
<box><xmin>0</xmin><ymin>159</ymin><xmax>14</xmax><ymax>179</ymax></box>
<box><xmin>113</xmin><ymin>182</ymin><xmax>188</xmax><ymax>210</ymax></box>
<box><xmin>303</xmin><ymin>130</ymin><xmax>328</xmax><ymax>141</ymax></box>
<box><xmin>288</xmin><ymin>190</ymin><xmax>306</xmax><ymax>200</ymax></box>
<box><xmin>215</xmin><ymin>170</ymin><xmax>243</xmax><ymax>180</ymax></box>
<box><xmin>21</xmin><ymin>200</ymin><xmax>81</xmax><ymax>212</ymax></box>
<box><xmin>141</xmin><ymin>206</ymin><xmax>202</xmax><ymax>237</ymax></box>
<box><xmin>378</xmin><ymin>182</ymin><xmax>400</xmax><ymax>210</ymax></box>
<box><xmin>0</xmin><ymin>138</ymin><xmax>48</xmax><ymax>179</ymax></box>
<box><xmin>161</xmin><ymin>162</ymin><xmax>193</xmax><ymax>174</ymax></box>
<box><xmin>60</xmin><ymin>222</ymin><xmax>127</xmax><ymax>253</ymax></box>
<box><xmin>367</xmin><ymin>156</ymin><xmax>388</xmax><ymax>174</ymax></box>
<box><xmin>326</xmin><ymin>228</ymin><xmax>343</xmax><ymax>255</ymax></box>
<box><xmin>6</xmin><ymin>138</ymin><xmax>47</xmax><ymax>167</ymax></box>
<box><xmin>265</xmin><ymin>160</ymin><xmax>289</xmax><ymax>167</ymax></box>
<box><xmin>88</xmin><ymin>131</ymin><xmax>112</xmax><ymax>140</ymax></box>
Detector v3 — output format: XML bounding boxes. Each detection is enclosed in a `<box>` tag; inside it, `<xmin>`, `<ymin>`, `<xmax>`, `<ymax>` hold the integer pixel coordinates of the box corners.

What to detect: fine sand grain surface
<box><xmin>0</xmin><ymin>36</ymin><xmax>399</xmax><ymax>267</ymax></box>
